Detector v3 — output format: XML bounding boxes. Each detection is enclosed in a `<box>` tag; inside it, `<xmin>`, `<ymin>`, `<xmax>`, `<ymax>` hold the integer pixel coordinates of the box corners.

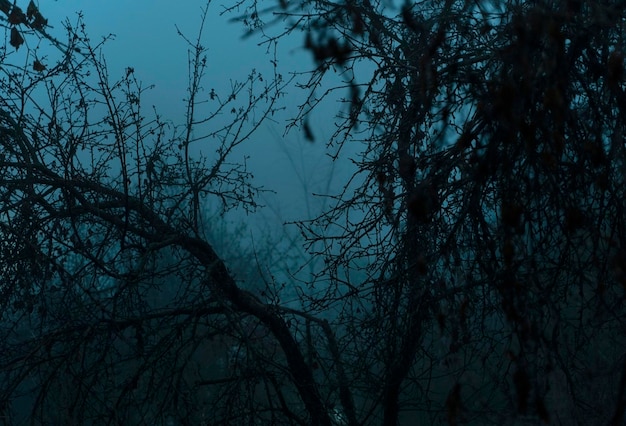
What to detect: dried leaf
<box><xmin>8</xmin><ymin>6</ymin><xmax>26</xmax><ymax>25</ymax></box>
<box><xmin>33</xmin><ymin>60</ymin><xmax>45</xmax><ymax>72</ymax></box>
<box><xmin>303</xmin><ymin>119</ymin><xmax>315</xmax><ymax>142</ymax></box>
<box><xmin>31</xmin><ymin>12</ymin><xmax>47</xmax><ymax>30</ymax></box>
<box><xmin>10</xmin><ymin>27</ymin><xmax>24</xmax><ymax>50</ymax></box>
<box><xmin>26</xmin><ymin>0</ymin><xmax>47</xmax><ymax>29</ymax></box>
<box><xmin>26</xmin><ymin>0</ymin><xmax>37</xmax><ymax>19</ymax></box>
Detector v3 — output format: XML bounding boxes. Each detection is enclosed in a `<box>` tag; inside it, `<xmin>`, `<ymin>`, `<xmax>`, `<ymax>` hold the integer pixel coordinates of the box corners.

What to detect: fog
<box><xmin>5</xmin><ymin>2</ymin><xmax>623</xmax><ymax>424</ymax></box>
<box><xmin>36</xmin><ymin>0</ymin><xmax>363</xmax><ymax>287</ymax></box>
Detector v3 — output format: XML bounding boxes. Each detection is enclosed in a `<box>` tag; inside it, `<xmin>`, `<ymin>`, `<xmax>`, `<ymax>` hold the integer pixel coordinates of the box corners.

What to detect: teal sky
<box><xmin>32</xmin><ymin>0</ymin><xmax>354</xmax><ymax>277</ymax></box>
<box><xmin>42</xmin><ymin>0</ymin><xmax>290</xmax><ymax>121</ymax></box>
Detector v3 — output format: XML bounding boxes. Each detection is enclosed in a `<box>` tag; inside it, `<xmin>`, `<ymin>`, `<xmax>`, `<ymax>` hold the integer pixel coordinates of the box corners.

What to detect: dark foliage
<box><xmin>238</xmin><ymin>0</ymin><xmax>626</xmax><ymax>424</ymax></box>
<box><xmin>1</xmin><ymin>1</ymin><xmax>626</xmax><ymax>425</ymax></box>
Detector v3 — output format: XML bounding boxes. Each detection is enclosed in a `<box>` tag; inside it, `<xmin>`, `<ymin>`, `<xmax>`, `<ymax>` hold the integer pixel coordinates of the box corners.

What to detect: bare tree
<box><xmin>228</xmin><ymin>0</ymin><xmax>626</xmax><ymax>424</ymax></box>
<box><xmin>3</xmin><ymin>0</ymin><xmax>626</xmax><ymax>425</ymax></box>
<box><xmin>0</xmin><ymin>3</ymin><xmax>335</xmax><ymax>425</ymax></box>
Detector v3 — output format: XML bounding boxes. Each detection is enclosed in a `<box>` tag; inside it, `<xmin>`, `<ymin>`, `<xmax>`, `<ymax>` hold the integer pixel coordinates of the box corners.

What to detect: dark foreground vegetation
<box><xmin>1</xmin><ymin>1</ymin><xmax>626</xmax><ymax>424</ymax></box>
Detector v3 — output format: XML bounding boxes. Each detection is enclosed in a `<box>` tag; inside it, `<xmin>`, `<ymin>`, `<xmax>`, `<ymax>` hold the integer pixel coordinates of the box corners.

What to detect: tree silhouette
<box><xmin>2</xmin><ymin>1</ymin><xmax>626</xmax><ymax>425</ymax></box>
<box><xmin>239</xmin><ymin>0</ymin><xmax>626</xmax><ymax>424</ymax></box>
<box><xmin>0</xmin><ymin>3</ymin><xmax>330</xmax><ymax>425</ymax></box>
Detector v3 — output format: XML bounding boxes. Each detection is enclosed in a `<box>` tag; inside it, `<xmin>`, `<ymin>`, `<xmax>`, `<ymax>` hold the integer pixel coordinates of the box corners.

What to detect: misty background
<box><xmin>38</xmin><ymin>0</ymin><xmax>360</xmax><ymax>291</ymax></box>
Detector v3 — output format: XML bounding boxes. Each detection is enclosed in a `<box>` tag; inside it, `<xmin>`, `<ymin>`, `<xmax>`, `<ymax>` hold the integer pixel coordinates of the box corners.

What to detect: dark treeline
<box><xmin>1</xmin><ymin>1</ymin><xmax>626</xmax><ymax>425</ymax></box>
